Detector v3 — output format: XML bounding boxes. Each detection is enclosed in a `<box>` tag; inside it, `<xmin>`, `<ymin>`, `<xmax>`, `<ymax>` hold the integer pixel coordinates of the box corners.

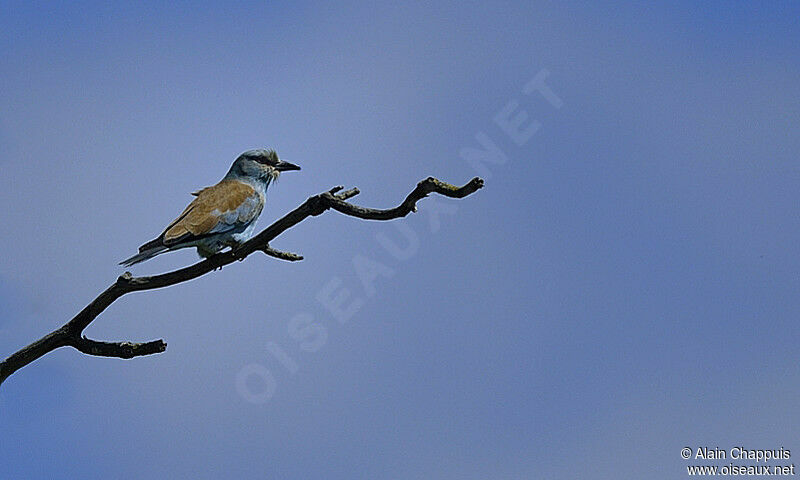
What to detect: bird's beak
<box><xmin>276</xmin><ymin>160</ymin><xmax>301</xmax><ymax>171</ymax></box>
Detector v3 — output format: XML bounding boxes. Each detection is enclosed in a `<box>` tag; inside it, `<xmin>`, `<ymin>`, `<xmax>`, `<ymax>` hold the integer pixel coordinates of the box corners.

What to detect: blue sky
<box><xmin>1</xmin><ymin>1</ymin><xmax>799</xmax><ymax>478</ymax></box>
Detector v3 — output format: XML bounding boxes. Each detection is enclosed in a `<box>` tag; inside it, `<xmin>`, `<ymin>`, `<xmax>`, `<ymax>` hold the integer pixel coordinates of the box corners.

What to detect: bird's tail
<box><xmin>119</xmin><ymin>245</ymin><xmax>169</xmax><ymax>267</ymax></box>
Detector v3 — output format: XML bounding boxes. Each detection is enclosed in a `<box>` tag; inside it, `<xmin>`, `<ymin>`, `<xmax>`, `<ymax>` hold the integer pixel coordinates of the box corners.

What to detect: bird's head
<box><xmin>228</xmin><ymin>148</ymin><xmax>301</xmax><ymax>184</ymax></box>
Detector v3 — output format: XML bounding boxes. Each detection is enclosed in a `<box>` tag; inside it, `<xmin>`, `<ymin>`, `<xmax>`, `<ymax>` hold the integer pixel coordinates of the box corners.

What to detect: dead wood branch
<box><xmin>0</xmin><ymin>177</ymin><xmax>483</xmax><ymax>387</ymax></box>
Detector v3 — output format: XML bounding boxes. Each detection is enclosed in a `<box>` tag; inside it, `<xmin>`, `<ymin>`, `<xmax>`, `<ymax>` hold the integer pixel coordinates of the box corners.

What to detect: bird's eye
<box><xmin>245</xmin><ymin>150</ymin><xmax>278</xmax><ymax>166</ymax></box>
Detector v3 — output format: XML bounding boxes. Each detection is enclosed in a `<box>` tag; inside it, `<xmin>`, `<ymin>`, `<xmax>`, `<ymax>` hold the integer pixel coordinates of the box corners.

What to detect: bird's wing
<box><xmin>160</xmin><ymin>180</ymin><xmax>263</xmax><ymax>247</ymax></box>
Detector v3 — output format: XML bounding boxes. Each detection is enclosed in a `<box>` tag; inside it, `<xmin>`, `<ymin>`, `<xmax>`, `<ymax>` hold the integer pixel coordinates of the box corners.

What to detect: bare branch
<box><xmin>259</xmin><ymin>246</ymin><xmax>303</xmax><ymax>262</ymax></box>
<box><xmin>0</xmin><ymin>176</ymin><xmax>483</xmax><ymax>388</ymax></box>
<box><xmin>71</xmin><ymin>337</ymin><xmax>167</xmax><ymax>359</ymax></box>
<box><xmin>323</xmin><ymin>176</ymin><xmax>484</xmax><ymax>220</ymax></box>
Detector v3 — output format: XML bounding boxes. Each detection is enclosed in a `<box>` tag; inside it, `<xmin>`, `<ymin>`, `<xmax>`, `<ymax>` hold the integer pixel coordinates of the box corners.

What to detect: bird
<box><xmin>120</xmin><ymin>148</ymin><xmax>300</xmax><ymax>267</ymax></box>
